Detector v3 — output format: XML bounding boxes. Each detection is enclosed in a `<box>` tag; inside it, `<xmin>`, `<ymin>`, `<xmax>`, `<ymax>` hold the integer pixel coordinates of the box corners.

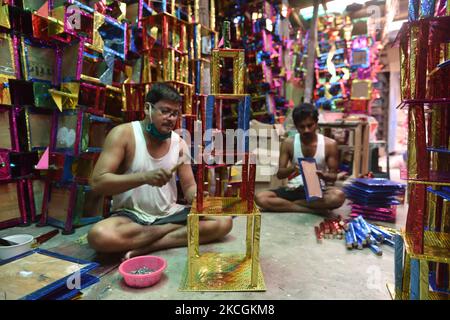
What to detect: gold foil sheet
<box><xmin>442</xmin><ymin>200</ymin><xmax>449</xmax><ymax>233</ymax></box>
<box><xmin>407</xmin><ymin>107</ymin><xmax>418</xmax><ymax>179</ymax></box>
<box><xmin>428</xmin><ymin>291</ymin><xmax>450</xmax><ymax>300</ymax></box>
<box><xmin>402</xmin><ymin>253</ymin><xmax>411</xmax><ymax>300</ymax></box>
<box><xmin>211</xmin><ymin>50</ymin><xmax>245</xmax><ymax>95</ymax></box>
<box><xmin>0</xmin><ymin>4</ymin><xmax>10</xmax><ymax>29</ymax></box>
<box><xmin>210</xmin><ymin>0</ymin><xmax>215</xmax><ymax>30</ymax></box>
<box><xmin>400</xmin><ymin>47</ymin><xmax>408</xmax><ymax>100</ymax></box>
<box><xmin>180</xmin><ymin>253</ymin><xmax>266</xmax><ymax>292</ymax></box>
<box><xmin>190</xmin><ymin>197</ymin><xmax>259</xmax><ymax>215</ymax></box>
<box><xmin>93</xmin><ymin>12</ymin><xmax>105</xmax><ymax>53</ymax></box>
<box><xmin>427</xmin><ymin>191</ymin><xmax>437</xmax><ymax>230</ymax></box>
<box><xmin>409</xmin><ymin>26</ymin><xmax>419</xmax><ymax>99</ymax></box>
<box><xmin>250</xmin><ymin>215</ymin><xmax>261</xmax><ymax>287</ymax></box>
<box><xmin>403</xmin><ymin>231</ymin><xmax>450</xmax><ymax>263</ymax></box>
<box><xmin>185</xmin><ymin>196</ymin><xmax>264</xmax><ymax>292</ymax></box>
<box><xmin>47</xmin><ymin>17</ymin><xmax>65</xmax><ymax>36</ymax></box>
<box><xmin>211</xmin><ymin>50</ymin><xmax>220</xmax><ymax>94</ymax></box>
<box><xmin>49</xmin><ymin>82</ymin><xmax>80</xmax><ymax>111</ymax></box>
<box><xmin>419</xmin><ymin>259</ymin><xmax>429</xmax><ymax>300</ymax></box>
<box><xmin>233</xmin><ymin>51</ymin><xmax>245</xmax><ymax>95</ymax></box>
<box><xmin>0</xmin><ymin>34</ymin><xmax>16</xmax><ymax>78</ymax></box>
<box><xmin>194</xmin><ymin>0</ymin><xmax>199</xmax><ymax>23</ymax></box>
<box><xmin>245</xmin><ymin>215</ymin><xmax>253</xmax><ymax>258</ymax></box>
<box><xmin>431</xmin><ymin>106</ymin><xmax>441</xmax><ymax>171</ymax></box>
<box><xmin>0</xmin><ymin>76</ymin><xmax>11</xmax><ymax>105</ymax></box>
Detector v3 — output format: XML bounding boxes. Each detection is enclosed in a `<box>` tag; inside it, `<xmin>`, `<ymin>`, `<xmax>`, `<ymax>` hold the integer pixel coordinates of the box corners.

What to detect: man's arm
<box><xmin>90</xmin><ymin>125</ymin><xmax>172</xmax><ymax>196</ymax></box>
<box><xmin>276</xmin><ymin>138</ymin><xmax>297</xmax><ymax>180</ymax></box>
<box><xmin>177</xmin><ymin>138</ymin><xmax>196</xmax><ymax>204</ymax></box>
<box><xmin>317</xmin><ymin>138</ymin><xmax>339</xmax><ymax>183</ymax></box>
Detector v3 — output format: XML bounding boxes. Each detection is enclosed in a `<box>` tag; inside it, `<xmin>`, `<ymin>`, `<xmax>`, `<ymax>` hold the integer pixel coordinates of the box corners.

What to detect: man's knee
<box><xmin>217</xmin><ymin>217</ymin><xmax>233</xmax><ymax>238</ymax></box>
<box><xmin>255</xmin><ymin>191</ymin><xmax>271</xmax><ymax>209</ymax></box>
<box><xmin>87</xmin><ymin>223</ymin><xmax>120</xmax><ymax>252</ymax></box>
<box><xmin>329</xmin><ymin>189</ymin><xmax>345</xmax><ymax>209</ymax></box>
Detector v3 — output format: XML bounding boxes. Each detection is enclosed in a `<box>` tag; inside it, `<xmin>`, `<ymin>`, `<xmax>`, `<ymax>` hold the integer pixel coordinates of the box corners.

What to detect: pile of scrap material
<box><xmin>314</xmin><ymin>215</ymin><xmax>397</xmax><ymax>256</ymax></box>
<box><xmin>344</xmin><ymin>178</ymin><xmax>406</xmax><ymax>222</ymax></box>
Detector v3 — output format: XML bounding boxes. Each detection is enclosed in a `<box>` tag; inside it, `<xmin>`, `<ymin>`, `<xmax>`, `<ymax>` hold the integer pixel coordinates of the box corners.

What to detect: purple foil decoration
<box><xmin>436</xmin><ymin>0</ymin><xmax>447</xmax><ymax>16</ymax></box>
<box><xmin>352</xmin><ymin>36</ymin><xmax>368</xmax><ymax>49</ymax></box>
<box><xmin>55</xmin><ymin>47</ymin><xmax>63</xmax><ymax>85</ymax></box>
<box><xmin>75</xmin><ymin>40</ymin><xmax>85</xmax><ymax>80</ymax></box>
<box><xmin>12</xmin><ymin>35</ymin><xmax>21</xmax><ymax>80</ymax></box>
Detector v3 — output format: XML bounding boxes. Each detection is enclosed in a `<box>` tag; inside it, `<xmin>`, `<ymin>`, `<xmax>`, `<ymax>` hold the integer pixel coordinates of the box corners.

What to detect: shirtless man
<box><xmin>88</xmin><ymin>83</ymin><xmax>232</xmax><ymax>259</ymax></box>
<box><xmin>255</xmin><ymin>103</ymin><xmax>345</xmax><ymax>214</ymax></box>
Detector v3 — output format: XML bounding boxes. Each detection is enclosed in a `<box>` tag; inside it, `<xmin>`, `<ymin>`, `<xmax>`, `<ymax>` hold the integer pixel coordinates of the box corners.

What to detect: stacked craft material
<box><xmin>343</xmin><ymin>215</ymin><xmax>396</xmax><ymax>256</ymax></box>
<box><xmin>344</xmin><ymin>178</ymin><xmax>405</xmax><ymax>222</ymax></box>
<box><xmin>314</xmin><ymin>216</ymin><xmax>346</xmax><ymax>243</ymax></box>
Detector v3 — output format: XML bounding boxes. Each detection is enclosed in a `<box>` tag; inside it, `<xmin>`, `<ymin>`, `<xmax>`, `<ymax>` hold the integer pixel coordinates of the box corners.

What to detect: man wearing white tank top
<box><xmin>87</xmin><ymin>83</ymin><xmax>232</xmax><ymax>260</ymax></box>
<box><xmin>256</xmin><ymin>103</ymin><xmax>345</xmax><ymax>214</ymax></box>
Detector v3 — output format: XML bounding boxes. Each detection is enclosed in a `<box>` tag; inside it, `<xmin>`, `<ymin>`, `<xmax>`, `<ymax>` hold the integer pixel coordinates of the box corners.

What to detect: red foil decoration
<box><xmin>248</xmin><ymin>162</ymin><xmax>256</xmax><ymax>212</ymax></box>
<box><xmin>240</xmin><ymin>153</ymin><xmax>248</xmax><ymax>202</ymax></box>
<box><xmin>405</xmin><ymin>183</ymin><xmax>426</xmax><ymax>253</ymax></box>
<box><xmin>79</xmin><ymin>82</ymin><xmax>106</xmax><ymax>116</ymax></box>
<box><xmin>196</xmin><ymin>163</ymin><xmax>203</xmax><ymax>212</ymax></box>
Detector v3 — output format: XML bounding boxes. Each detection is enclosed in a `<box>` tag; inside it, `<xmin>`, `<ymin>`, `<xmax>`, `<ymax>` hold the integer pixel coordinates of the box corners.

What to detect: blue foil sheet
<box><xmin>369</xmin><ymin>243</ymin><xmax>383</xmax><ymax>256</ymax></box>
<box><xmin>345</xmin><ymin>231</ymin><xmax>354</xmax><ymax>249</ymax></box>
<box><xmin>356</xmin><ymin>215</ymin><xmax>372</xmax><ymax>235</ymax></box>
<box><xmin>420</xmin><ymin>0</ymin><xmax>436</xmax><ymax>17</ymax></box>
<box><xmin>369</xmin><ymin>225</ymin><xmax>384</xmax><ymax>241</ymax></box>
<box><xmin>352</xmin><ymin>220</ymin><xmax>369</xmax><ymax>240</ymax></box>
<box><xmin>348</xmin><ymin>222</ymin><xmax>357</xmax><ymax>247</ymax></box>
<box><xmin>409</xmin><ymin>0</ymin><xmax>420</xmax><ymax>21</ymax></box>
<box><xmin>394</xmin><ymin>234</ymin><xmax>404</xmax><ymax>296</ymax></box>
<box><xmin>369</xmin><ymin>224</ymin><xmax>394</xmax><ymax>240</ymax></box>
<box><xmin>410</xmin><ymin>258</ymin><xmax>420</xmax><ymax>299</ymax></box>
<box><xmin>383</xmin><ymin>238</ymin><xmax>395</xmax><ymax>247</ymax></box>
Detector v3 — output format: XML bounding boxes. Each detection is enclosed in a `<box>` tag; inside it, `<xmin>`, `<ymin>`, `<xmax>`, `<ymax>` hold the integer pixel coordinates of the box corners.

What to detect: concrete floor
<box><xmin>0</xmin><ymin>198</ymin><xmax>407</xmax><ymax>300</ymax></box>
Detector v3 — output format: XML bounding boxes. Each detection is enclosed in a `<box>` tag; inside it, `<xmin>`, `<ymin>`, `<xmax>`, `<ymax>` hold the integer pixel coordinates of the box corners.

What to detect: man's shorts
<box><xmin>111</xmin><ymin>207</ymin><xmax>191</xmax><ymax>226</ymax></box>
<box><xmin>270</xmin><ymin>186</ymin><xmax>307</xmax><ymax>202</ymax></box>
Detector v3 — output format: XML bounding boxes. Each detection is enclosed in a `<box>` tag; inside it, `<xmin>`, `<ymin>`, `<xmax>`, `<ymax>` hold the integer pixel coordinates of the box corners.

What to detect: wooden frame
<box><xmin>0</xmin><ymin>180</ymin><xmax>27</xmax><ymax>229</ymax></box>
<box><xmin>54</xmin><ymin>110</ymin><xmax>111</xmax><ymax>155</ymax></box>
<box><xmin>20</xmin><ymin>37</ymin><xmax>57</xmax><ymax>83</ymax></box>
<box><xmin>9</xmin><ymin>79</ymin><xmax>57</xmax><ymax>108</ymax></box>
<box><xmin>0</xmin><ymin>249</ymin><xmax>98</xmax><ymax>300</ymax></box>
<box><xmin>0</xmin><ymin>33</ymin><xmax>17</xmax><ymax>79</ymax></box>
<box><xmin>17</xmin><ymin>107</ymin><xmax>54</xmax><ymax>152</ymax></box>
<box><xmin>40</xmin><ymin>182</ymin><xmax>107</xmax><ymax>234</ymax></box>
<box><xmin>0</xmin><ymin>105</ymin><xmax>18</xmax><ymax>151</ymax></box>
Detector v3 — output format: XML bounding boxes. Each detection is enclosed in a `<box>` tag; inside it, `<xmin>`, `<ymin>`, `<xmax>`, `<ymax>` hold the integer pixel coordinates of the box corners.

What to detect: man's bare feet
<box><xmin>122</xmin><ymin>247</ymin><xmax>151</xmax><ymax>261</ymax></box>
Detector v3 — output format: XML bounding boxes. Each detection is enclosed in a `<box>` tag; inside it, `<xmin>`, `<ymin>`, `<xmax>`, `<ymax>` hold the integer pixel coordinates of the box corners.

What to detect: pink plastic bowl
<box><xmin>119</xmin><ymin>255</ymin><xmax>167</xmax><ymax>288</ymax></box>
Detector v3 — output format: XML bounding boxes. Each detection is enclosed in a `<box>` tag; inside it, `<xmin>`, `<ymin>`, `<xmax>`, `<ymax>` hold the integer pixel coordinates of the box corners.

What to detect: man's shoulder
<box><xmin>323</xmin><ymin>135</ymin><xmax>337</xmax><ymax>146</ymax></box>
<box><xmin>108</xmin><ymin>122</ymin><xmax>133</xmax><ymax>143</ymax></box>
<box><xmin>110</xmin><ymin>122</ymin><xmax>133</xmax><ymax>135</ymax></box>
<box><xmin>281</xmin><ymin>136</ymin><xmax>294</xmax><ymax>153</ymax></box>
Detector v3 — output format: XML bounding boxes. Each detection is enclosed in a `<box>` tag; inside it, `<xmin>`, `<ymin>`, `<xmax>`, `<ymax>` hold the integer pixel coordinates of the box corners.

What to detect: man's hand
<box><xmin>287</xmin><ymin>164</ymin><xmax>300</xmax><ymax>180</ymax></box>
<box><xmin>145</xmin><ymin>168</ymin><xmax>173</xmax><ymax>187</ymax></box>
<box><xmin>316</xmin><ymin>170</ymin><xmax>337</xmax><ymax>183</ymax></box>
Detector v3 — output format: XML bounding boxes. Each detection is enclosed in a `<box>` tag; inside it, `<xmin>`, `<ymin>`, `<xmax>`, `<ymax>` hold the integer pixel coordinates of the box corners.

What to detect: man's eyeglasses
<box><xmin>156</xmin><ymin>107</ymin><xmax>180</xmax><ymax>118</ymax></box>
<box><xmin>148</xmin><ymin>103</ymin><xmax>180</xmax><ymax>118</ymax></box>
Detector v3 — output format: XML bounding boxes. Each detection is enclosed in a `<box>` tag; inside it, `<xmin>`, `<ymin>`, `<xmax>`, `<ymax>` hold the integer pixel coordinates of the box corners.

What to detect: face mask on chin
<box><xmin>145</xmin><ymin>122</ymin><xmax>171</xmax><ymax>141</ymax></box>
